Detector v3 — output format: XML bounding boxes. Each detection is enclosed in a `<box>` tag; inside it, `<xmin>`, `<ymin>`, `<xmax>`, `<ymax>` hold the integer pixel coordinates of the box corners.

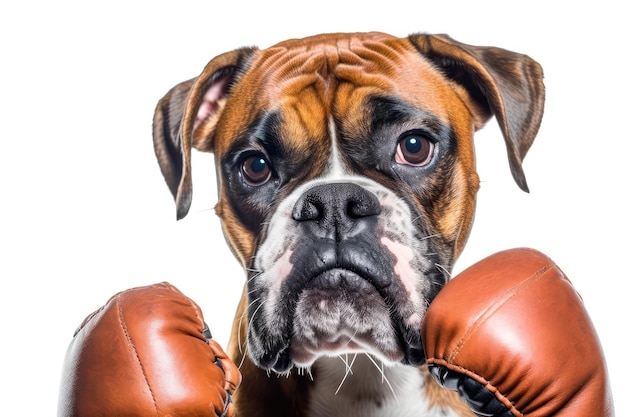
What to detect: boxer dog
<box><xmin>152</xmin><ymin>32</ymin><xmax>544</xmax><ymax>417</ymax></box>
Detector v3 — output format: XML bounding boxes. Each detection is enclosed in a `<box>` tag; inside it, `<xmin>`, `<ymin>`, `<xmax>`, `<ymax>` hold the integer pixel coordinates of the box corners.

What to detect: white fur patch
<box><xmin>307</xmin><ymin>356</ymin><xmax>464</xmax><ymax>417</ymax></box>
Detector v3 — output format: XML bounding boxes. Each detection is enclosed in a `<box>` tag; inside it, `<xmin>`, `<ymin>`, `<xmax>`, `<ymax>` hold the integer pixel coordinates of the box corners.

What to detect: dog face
<box><xmin>153</xmin><ymin>32</ymin><xmax>544</xmax><ymax>373</ymax></box>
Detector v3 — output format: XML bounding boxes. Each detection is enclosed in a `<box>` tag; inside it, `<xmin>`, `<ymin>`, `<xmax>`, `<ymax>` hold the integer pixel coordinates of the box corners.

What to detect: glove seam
<box><xmin>220</xmin><ymin>392</ymin><xmax>233</xmax><ymax>417</ymax></box>
<box><xmin>116</xmin><ymin>293</ymin><xmax>160</xmax><ymax>417</ymax></box>
<box><xmin>448</xmin><ymin>261</ymin><xmax>555</xmax><ymax>364</ymax></box>
<box><xmin>174</xmin><ymin>291</ymin><xmax>233</xmax><ymax>416</ymax></box>
<box><xmin>429</xmin><ymin>360</ymin><xmax>523</xmax><ymax>417</ymax></box>
<box><xmin>169</xmin><ymin>284</ymin><xmax>208</xmax><ymax>340</ymax></box>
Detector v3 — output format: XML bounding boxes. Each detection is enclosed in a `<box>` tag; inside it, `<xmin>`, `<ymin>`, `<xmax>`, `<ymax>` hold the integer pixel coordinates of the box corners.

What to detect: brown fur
<box><xmin>422</xmin><ymin>368</ymin><xmax>477</xmax><ymax>417</ymax></box>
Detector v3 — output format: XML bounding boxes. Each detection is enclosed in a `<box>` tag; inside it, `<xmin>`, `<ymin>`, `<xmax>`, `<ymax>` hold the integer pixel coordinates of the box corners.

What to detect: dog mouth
<box><xmin>252</xmin><ymin>264</ymin><xmax>428</xmax><ymax>373</ymax></box>
<box><xmin>246</xmin><ymin>181</ymin><xmax>444</xmax><ymax>373</ymax></box>
<box><xmin>291</xmin><ymin>268</ymin><xmax>404</xmax><ymax>364</ymax></box>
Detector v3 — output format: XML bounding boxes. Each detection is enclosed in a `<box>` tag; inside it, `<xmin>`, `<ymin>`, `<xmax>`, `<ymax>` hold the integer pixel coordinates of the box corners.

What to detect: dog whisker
<box><xmin>187</xmin><ymin>206</ymin><xmax>216</xmax><ymax>217</ymax></box>
<box><xmin>364</xmin><ymin>353</ymin><xmax>397</xmax><ymax>402</ymax></box>
<box><xmin>236</xmin><ymin>299</ymin><xmax>253</xmax><ymax>357</ymax></box>
<box><xmin>237</xmin><ymin>346</ymin><xmax>247</xmax><ymax>370</ymax></box>
<box><xmin>419</xmin><ymin>232</ymin><xmax>442</xmax><ymax>241</ymax></box>
<box><xmin>246</xmin><ymin>271</ymin><xmax>263</xmax><ymax>284</ymax></box>
<box><xmin>333</xmin><ymin>330</ymin><xmax>365</xmax><ymax>394</ymax></box>
<box><xmin>247</xmin><ymin>298</ymin><xmax>266</xmax><ymax>329</ymax></box>
<box><xmin>237</xmin><ymin>298</ymin><xmax>265</xmax><ymax>368</ymax></box>
<box><xmin>409</xmin><ymin>212</ymin><xmax>426</xmax><ymax>224</ymax></box>
<box><xmin>434</xmin><ymin>263</ymin><xmax>452</xmax><ymax>279</ymax></box>
<box><xmin>236</xmin><ymin>329</ymin><xmax>248</xmax><ymax>367</ymax></box>
<box><xmin>245</xmin><ymin>286</ymin><xmax>263</xmax><ymax>295</ymax></box>
<box><xmin>335</xmin><ymin>353</ymin><xmax>358</xmax><ymax>395</ymax></box>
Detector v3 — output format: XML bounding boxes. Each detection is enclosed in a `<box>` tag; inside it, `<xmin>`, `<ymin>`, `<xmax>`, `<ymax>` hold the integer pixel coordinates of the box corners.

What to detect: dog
<box><xmin>152</xmin><ymin>31</ymin><xmax>545</xmax><ymax>417</ymax></box>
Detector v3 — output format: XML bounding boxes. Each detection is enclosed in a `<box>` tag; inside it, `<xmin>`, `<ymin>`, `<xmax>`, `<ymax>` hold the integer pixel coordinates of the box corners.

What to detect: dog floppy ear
<box><xmin>409</xmin><ymin>34</ymin><xmax>545</xmax><ymax>192</ymax></box>
<box><xmin>152</xmin><ymin>47</ymin><xmax>257</xmax><ymax>220</ymax></box>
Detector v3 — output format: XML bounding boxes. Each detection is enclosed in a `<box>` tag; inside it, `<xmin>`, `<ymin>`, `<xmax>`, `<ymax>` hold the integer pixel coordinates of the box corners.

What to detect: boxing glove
<box><xmin>58</xmin><ymin>282</ymin><xmax>241</xmax><ymax>417</ymax></box>
<box><xmin>422</xmin><ymin>248</ymin><xmax>614</xmax><ymax>416</ymax></box>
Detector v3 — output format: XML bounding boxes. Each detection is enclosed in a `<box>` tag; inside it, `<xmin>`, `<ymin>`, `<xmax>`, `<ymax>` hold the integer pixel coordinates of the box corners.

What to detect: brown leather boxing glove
<box><xmin>58</xmin><ymin>282</ymin><xmax>241</xmax><ymax>417</ymax></box>
<box><xmin>422</xmin><ymin>248</ymin><xmax>614</xmax><ymax>417</ymax></box>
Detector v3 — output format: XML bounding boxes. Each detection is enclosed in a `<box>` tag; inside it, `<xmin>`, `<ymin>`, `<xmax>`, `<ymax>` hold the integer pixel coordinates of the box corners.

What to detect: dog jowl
<box><xmin>153</xmin><ymin>32</ymin><xmax>544</xmax><ymax>416</ymax></box>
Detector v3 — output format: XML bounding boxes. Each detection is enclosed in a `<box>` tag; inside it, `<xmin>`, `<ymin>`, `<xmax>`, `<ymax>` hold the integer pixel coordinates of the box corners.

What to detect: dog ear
<box><xmin>152</xmin><ymin>47</ymin><xmax>257</xmax><ymax>220</ymax></box>
<box><xmin>409</xmin><ymin>34</ymin><xmax>545</xmax><ymax>192</ymax></box>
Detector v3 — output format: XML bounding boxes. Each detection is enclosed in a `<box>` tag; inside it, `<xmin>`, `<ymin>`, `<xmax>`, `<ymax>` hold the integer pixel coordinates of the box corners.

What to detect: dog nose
<box><xmin>292</xmin><ymin>182</ymin><xmax>381</xmax><ymax>240</ymax></box>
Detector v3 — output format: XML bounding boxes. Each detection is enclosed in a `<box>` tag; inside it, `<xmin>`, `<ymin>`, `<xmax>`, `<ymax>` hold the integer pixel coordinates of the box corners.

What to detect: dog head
<box><xmin>152</xmin><ymin>32</ymin><xmax>544</xmax><ymax>373</ymax></box>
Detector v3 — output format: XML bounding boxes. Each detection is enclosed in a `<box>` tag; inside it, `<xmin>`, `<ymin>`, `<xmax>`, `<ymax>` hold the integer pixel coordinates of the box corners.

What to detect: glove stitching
<box><xmin>177</xmin><ymin>291</ymin><xmax>233</xmax><ymax>416</ymax></box>
<box><xmin>220</xmin><ymin>392</ymin><xmax>233</xmax><ymax>417</ymax></box>
<box><xmin>430</xmin><ymin>360</ymin><xmax>522</xmax><ymax>417</ymax></box>
<box><xmin>448</xmin><ymin>261</ymin><xmax>554</xmax><ymax>363</ymax></box>
<box><xmin>116</xmin><ymin>293</ymin><xmax>160</xmax><ymax>417</ymax></box>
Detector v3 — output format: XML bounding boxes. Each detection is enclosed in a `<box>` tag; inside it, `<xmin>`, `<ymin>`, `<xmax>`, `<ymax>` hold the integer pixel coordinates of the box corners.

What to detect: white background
<box><xmin>1</xmin><ymin>1</ymin><xmax>623</xmax><ymax>414</ymax></box>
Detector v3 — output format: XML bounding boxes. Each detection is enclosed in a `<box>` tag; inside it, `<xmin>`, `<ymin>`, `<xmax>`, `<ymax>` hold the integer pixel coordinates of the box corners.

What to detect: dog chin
<box><xmin>289</xmin><ymin>341</ymin><xmax>405</xmax><ymax>370</ymax></box>
<box><xmin>288</xmin><ymin>271</ymin><xmax>409</xmax><ymax>368</ymax></box>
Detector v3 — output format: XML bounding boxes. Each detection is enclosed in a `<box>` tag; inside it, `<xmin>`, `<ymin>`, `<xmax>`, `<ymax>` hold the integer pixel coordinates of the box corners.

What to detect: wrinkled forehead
<box><xmin>253</xmin><ymin>32</ymin><xmax>451</xmax><ymax>112</ymax></box>
<box><xmin>214</xmin><ymin>32</ymin><xmax>463</xmax><ymax>155</ymax></box>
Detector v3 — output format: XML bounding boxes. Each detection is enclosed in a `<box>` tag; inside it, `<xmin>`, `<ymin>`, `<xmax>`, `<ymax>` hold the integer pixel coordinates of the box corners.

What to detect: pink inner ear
<box><xmin>194</xmin><ymin>76</ymin><xmax>230</xmax><ymax>130</ymax></box>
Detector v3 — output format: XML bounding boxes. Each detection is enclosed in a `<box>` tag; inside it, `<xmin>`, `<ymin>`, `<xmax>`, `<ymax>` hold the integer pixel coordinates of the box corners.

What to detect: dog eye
<box><xmin>241</xmin><ymin>154</ymin><xmax>272</xmax><ymax>186</ymax></box>
<box><xmin>395</xmin><ymin>133</ymin><xmax>434</xmax><ymax>167</ymax></box>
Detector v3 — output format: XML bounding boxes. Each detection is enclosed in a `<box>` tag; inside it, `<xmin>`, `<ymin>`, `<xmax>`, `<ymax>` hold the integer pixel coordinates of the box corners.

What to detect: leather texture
<box><xmin>57</xmin><ymin>282</ymin><xmax>241</xmax><ymax>417</ymax></box>
<box><xmin>422</xmin><ymin>247</ymin><xmax>614</xmax><ymax>416</ymax></box>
